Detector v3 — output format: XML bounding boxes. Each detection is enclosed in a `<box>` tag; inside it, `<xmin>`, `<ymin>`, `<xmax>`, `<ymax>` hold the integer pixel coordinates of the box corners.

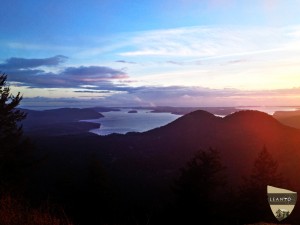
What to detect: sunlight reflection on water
<box><xmin>236</xmin><ymin>106</ymin><xmax>299</xmax><ymax>115</ymax></box>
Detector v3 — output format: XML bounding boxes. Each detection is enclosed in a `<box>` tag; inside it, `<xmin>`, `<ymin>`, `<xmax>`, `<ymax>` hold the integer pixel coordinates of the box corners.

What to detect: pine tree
<box><xmin>0</xmin><ymin>73</ymin><xmax>30</xmax><ymax>190</ymax></box>
<box><xmin>173</xmin><ymin>148</ymin><xmax>227</xmax><ymax>224</ymax></box>
<box><xmin>239</xmin><ymin>146</ymin><xmax>284</xmax><ymax>222</ymax></box>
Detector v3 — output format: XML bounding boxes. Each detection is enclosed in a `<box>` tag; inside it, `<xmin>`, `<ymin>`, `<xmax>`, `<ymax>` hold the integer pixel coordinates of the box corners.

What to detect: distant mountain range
<box><xmin>26</xmin><ymin>109</ymin><xmax>300</xmax><ymax>195</ymax></box>
<box><xmin>137</xmin><ymin>106</ymin><xmax>238</xmax><ymax>115</ymax></box>
<box><xmin>21</xmin><ymin>107</ymin><xmax>109</xmax><ymax>136</ymax></box>
<box><xmin>19</xmin><ymin>107</ymin><xmax>300</xmax><ymax>224</ymax></box>
<box><xmin>119</xmin><ymin>110</ymin><xmax>300</xmax><ymax>189</ymax></box>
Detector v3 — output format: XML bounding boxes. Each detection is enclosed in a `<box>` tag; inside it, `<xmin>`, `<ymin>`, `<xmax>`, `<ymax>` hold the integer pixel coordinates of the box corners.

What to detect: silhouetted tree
<box><xmin>0</xmin><ymin>73</ymin><xmax>31</xmax><ymax>191</ymax></box>
<box><xmin>247</xmin><ymin>146</ymin><xmax>283</xmax><ymax>187</ymax></box>
<box><xmin>59</xmin><ymin>154</ymin><xmax>117</xmax><ymax>225</ymax></box>
<box><xmin>239</xmin><ymin>146</ymin><xmax>284</xmax><ymax>222</ymax></box>
<box><xmin>85</xmin><ymin>155</ymin><xmax>112</xmax><ymax>224</ymax></box>
<box><xmin>172</xmin><ymin>148</ymin><xmax>228</xmax><ymax>224</ymax></box>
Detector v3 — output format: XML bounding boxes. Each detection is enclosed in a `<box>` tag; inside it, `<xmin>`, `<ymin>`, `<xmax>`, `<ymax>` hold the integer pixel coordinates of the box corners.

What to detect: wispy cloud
<box><xmin>4</xmin><ymin>41</ymin><xmax>76</xmax><ymax>52</ymax></box>
<box><xmin>117</xmin><ymin>26</ymin><xmax>300</xmax><ymax>60</ymax></box>
<box><xmin>115</xmin><ymin>60</ymin><xmax>137</xmax><ymax>64</ymax></box>
<box><xmin>74</xmin><ymin>90</ymin><xmax>113</xmax><ymax>94</ymax></box>
<box><xmin>0</xmin><ymin>55</ymin><xmax>67</xmax><ymax>69</ymax></box>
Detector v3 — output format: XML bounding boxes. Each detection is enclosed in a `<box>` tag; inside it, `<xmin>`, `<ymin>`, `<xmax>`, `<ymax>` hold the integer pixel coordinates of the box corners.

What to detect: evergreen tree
<box><xmin>172</xmin><ymin>148</ymin><xmax>227</xmax><ymax>224</ymax></box>
<box><xmin>0</xmin><ymin>73</ymin><xmax>30</xmax><ymax>191</ymax></box>
<box><xmin>86</xmin><ymin>156</ymin><xmax>112</xmax><ymax>224</ymax></box>
<box><xmin>247</xmin><ymin>146</ymin><xmax>283</xmax><ymax>188</ymax></box>
<box><xmin>239</xmin><ymin>146</ymin><xmax>284</xmax><ymax>222</ymax></box>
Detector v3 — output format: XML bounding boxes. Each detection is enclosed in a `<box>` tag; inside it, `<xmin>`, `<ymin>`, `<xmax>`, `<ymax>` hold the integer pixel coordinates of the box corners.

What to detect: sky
<box><xmin>1</xmin><ymin>0</ymin><xmax>300</xmax><ymax>108</ymax></box>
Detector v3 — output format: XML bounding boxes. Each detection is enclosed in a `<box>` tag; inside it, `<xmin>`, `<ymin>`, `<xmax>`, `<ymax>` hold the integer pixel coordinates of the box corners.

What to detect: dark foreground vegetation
<box><xmin>1</xmin><ymin>73</ymin><xmax>300</xmax><ymax>224</ymax></box>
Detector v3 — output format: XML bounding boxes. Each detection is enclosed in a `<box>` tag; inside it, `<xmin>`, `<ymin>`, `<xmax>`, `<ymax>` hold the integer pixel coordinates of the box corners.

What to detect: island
<box><xmin>128</xmin><ymin>110</ymin><xmax>138</xmax><ymax>113</ymax></box>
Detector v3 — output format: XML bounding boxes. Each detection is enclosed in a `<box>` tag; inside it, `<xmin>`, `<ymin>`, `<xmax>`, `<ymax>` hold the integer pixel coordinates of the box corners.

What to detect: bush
<box><xmin>0</xmin><ymin>194</ymin><xmax>74</xmax><ymax>225</ymax></box>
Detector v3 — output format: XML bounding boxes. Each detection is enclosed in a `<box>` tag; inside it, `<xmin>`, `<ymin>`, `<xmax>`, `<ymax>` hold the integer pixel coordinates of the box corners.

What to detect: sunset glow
<box><xmin>1</xmin><ymin>0</ymin><xmax>300</xmax><ymax>107</ymax></box>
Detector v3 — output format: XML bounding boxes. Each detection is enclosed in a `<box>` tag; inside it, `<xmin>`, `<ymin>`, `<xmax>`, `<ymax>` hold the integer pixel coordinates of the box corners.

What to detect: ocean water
<box><xmin>236</xmin><ymin>106</ymin><xmax>299</xmax><ymax>115</ymax></box>
<box><xmin>82</xmin><ymin>106</ymin><xmax>300</xmax><ymax>135</ymax></box>
<box><xmin>82</xmin><ymin>109</ymin><xmax>181</xmax><ymax>136</ymax></box>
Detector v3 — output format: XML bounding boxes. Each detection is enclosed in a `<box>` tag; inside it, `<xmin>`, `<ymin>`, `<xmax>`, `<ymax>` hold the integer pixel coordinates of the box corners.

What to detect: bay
<box><xmin>83</xmin><ymin>109</ymin><xmax>181</xmax><ymax>136</ymax></box>
<box><xmin>82</xmin><ymin>106</ymin><xmax>300</xmax><ymax>135</ymax></box>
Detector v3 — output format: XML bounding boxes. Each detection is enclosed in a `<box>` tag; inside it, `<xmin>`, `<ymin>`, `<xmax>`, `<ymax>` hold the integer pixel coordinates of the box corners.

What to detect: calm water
<box><xmin>82</xmin><ymin>107</ymin><xmax>300</xmax><ymax>135</ymax></box>
<box><xmin>82</xmin><ymin>109</ymin><xmax>181</xmax><ymax>136</ymax></box>
<box><xmin>236</xmin><ymin>106</ymin><xmax>299</xmax><ymax>115</ymax></box>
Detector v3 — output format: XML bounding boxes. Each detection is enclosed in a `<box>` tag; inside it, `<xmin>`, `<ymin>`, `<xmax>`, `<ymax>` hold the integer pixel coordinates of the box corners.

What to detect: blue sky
<box><xmin>1</xmin><ymin>0</ymin><xmax>300</xmax><ymax>107</ymax></box>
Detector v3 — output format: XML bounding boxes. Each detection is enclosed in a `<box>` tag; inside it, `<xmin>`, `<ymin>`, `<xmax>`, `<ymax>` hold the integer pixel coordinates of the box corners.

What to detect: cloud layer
<box><xmin>2</xmin><ymin>24</ymin><xmax>300</xmax><ymax>107</ymax></box>
<box><xmin>0</xmin><ymin>56</ymin><xmax>128</xmax><ymax>89</ymax></box>
<box><xmin>118</xmin><ymin>26</ymin><xmax>300</xmax><ymax>59</ymax></box>
<box><xmin>19</xmin><ymin>85</ymin><xmax>300</xmax><ymax>108</ymax></box>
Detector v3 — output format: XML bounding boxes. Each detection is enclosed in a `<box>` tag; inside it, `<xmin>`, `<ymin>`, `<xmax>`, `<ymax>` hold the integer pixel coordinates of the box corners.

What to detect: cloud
<box><xmin>115</xmin><ymin>60</ymin><xmax>137</xmax><ymax>64</ymax></box>
<box><xmin>74</xmin><ymin>90</ymin><xmax>113</xmax><ymax>94</ymax></box>
<box><xmin>0</xmin><ymin>56</ymin><xmax>129</xmax><ymax>90</ymax></box>
<box><xmin>165</xmin><ymin>61</ymin><xmax>185</xmax><ymax>65</ymax></box>
<box><xmin>19</xmin><ymin>84</ymin><xmax>300</xmax><ymax>108</ymax></box>
<box><xmin>0</xmin><ymin>55</ymin><xmax>68</xmax><ymax>69</ymax></box>
<box><xmin>117</xmin><ymin>26</ymin><xmax>300</xmax><ymax>60</ymax></box>
<box><xmin>128</xmin><ymin>86</ymin><xmax>238</xmax><ymax>98</ymax></box>
<box><xmin>62</xmin><ymin>66</ymin><xmax>128</xmax><ymax>79</ymax></box>
<box><xmin>3</xmin><ymin>25</ymin><xmax>300</xmax><ymax>107</ymax></box>
<box><xmin>105</xmin><ymin>86</ymin><xmax>300</xmax><ymax>107</ymax></box>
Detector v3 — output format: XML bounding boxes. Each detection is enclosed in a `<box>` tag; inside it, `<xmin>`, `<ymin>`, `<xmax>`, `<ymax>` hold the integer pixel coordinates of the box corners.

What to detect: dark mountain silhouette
<box><xmin>121</xmin><ymin>110</ymin><xmax>300</xmax><ymax>188</ymax></box>
<box><xmin>146</xmin><ymin>106</ymin><xmax>237</xmax><ymax>115</ymax></box>
<box><xmin>30</xmin><ymin>110</ymin><xmax>300</xmax><ymax>190</ymax></box>
<box><xmin>273</xmin><ymin>110</ymin><xmax>300</xmax><ymax>129</ymax></box>
<box><xmin>25</xmin><ymin>109</ymin><xmax>300</xmax><ymax>224</ymax></box>
<box><xmin>22</xmin><ymin>108</ymin><xmax>103</xmax><ymax>124</ymax></box>
<box><xmin>25</xmin><ymin>122</ymin><xmax>100</xmax><ymax>136</ymax></box>
<box><xmin>88</xmin><ymin>106</ymin><xmax>120</xmax><ymax>112</ymax></box>
<box><xmin>128</xmin><ymin>110</ymin><xmax>138</xmax><ymax>113</ymax></box>
<box><xmin>21</xmin><ymin>108</ymin><xmax>103</xmax><ymax>136</ymax></box>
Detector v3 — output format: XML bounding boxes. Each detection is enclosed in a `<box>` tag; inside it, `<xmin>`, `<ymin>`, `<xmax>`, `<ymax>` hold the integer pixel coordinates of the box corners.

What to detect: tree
<box><xmin>172</xmin><ymin>148</ymin><xmax>227</xmax><ymax>224</ymax></box>
<box><xmin>247</xmin><ymin>146</ymin><xmax>283</xmax><ymax>188</ymax></box>
<box><xmin>85</xmin><ymin>155</ymin><xmax>113</xmax><ymax>224</ymax></box>
<box><xmin>0</xmin><ymin>73</ymin><xmax>30</xmax><ymax>190</ymax></box>
<box><xmin>239</xmin><ymin>146</ymin><xmax>284</xmax><ymax>222</ymax></box>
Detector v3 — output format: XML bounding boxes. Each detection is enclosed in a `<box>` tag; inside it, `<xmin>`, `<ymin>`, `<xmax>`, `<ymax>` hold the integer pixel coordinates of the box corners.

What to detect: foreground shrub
<box><xmin>0</xmin><ymin>194</ymin><xmax>73</xmax><ymax>225</ymax></box>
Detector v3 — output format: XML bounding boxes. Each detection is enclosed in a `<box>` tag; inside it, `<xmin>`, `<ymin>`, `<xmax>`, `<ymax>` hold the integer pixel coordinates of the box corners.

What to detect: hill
<box><xmin>27</xmin><ymin>109</ymin><xmax>300</xmax><ymax>224</ymax></box>
<box><xmin>32</xmin><ymin>110</ymin><xmax>300</xmax><ymax>189</ymax></box>
<box><xmin>125</xmin><ymin>110</ymin><xmax>300</xmax><ymax>187</ymax></box>
<box><xmin>273</xmin><ymin>110</ymin><xmax>300</xmax><ymax>129</ymax></box>
<box><xmin>146</xmin><ymin>106</ymin><xmax>237</xmax><ymax>115</ymax></box>
<box><xmin>21</xmin><ymin>108</ymin><xmax>103</xmax><ymax>136</ymax></box>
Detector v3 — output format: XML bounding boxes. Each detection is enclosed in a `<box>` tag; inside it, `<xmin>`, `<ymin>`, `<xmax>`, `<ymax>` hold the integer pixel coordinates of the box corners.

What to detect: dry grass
<box><xmin>0</xmin><ymin>194</ymin><xmax>74</xmax><ymax>225</ymax></box>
